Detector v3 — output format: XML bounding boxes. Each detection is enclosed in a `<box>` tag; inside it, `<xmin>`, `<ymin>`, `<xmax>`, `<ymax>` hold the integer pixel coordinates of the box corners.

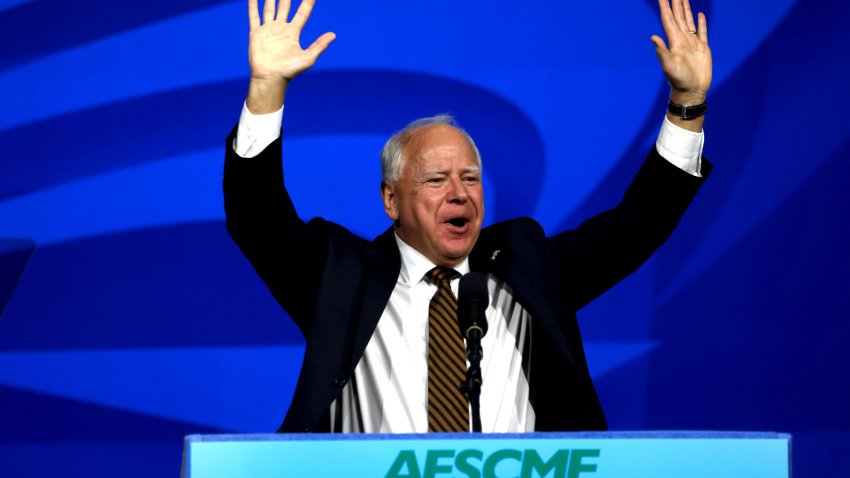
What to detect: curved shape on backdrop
<box><xmin>0</xmin><ymin>70</ymin><xmax>545</xmax><ymax>350</ymax></box>
<box><xmin>0</xmin><ymin>70</ymin><xmax>545</xmax><ymax>223</ymax></box>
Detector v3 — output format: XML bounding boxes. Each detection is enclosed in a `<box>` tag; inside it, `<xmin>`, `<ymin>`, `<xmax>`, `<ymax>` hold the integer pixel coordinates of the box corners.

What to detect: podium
<box><xmin>182</xmin><ymin>431</ymin><xmax>790</xmax><ymax>477</ymax></box>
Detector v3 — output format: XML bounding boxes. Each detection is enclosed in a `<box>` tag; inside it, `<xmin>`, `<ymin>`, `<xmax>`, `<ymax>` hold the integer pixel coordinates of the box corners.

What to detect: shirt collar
<box><xmin>394</xmin><ymin>232</ymin><xmax>470</xmax><ymax>286</ymax></box>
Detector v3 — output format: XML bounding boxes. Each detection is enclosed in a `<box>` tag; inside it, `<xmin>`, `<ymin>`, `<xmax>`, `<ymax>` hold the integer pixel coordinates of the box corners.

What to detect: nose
<box><xmin>446</xmin><ymin>176</ymin><xmax>468</xmax><ymax>203</ymax></box>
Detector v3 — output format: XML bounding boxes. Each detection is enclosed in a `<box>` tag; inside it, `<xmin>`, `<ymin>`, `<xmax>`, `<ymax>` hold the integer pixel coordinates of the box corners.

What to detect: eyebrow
<box><xmin>422</xmin><ymin>168</ymin><xmax>448</xmax><ymax>176</ymax></box>
<box><xmin>421</xmin><ymin>166</ymin><xmax>482</xmax><ymax>175</ymax></box>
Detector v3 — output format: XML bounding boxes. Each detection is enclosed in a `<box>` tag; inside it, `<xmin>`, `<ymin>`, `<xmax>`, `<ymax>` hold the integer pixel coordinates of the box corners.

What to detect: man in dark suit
<box><xmin>225</xmin><ymin>0</ymin><xmax>713</xmax><ymax>433</ymax></box>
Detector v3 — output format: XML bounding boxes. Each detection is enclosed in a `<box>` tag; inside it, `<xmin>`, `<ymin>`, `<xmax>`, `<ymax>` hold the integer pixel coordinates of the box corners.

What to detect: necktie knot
<box><xmin>426</xmin><ymin>267</ymin><xmax>460</xmax><ymax>286</ymax></box>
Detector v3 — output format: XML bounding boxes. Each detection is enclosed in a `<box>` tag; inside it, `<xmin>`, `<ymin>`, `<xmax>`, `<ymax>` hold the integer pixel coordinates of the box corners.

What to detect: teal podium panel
<box><xmin>182</xmin><ymin>431</ymin><xmax>791</xmax><ymax>478</ymax></box>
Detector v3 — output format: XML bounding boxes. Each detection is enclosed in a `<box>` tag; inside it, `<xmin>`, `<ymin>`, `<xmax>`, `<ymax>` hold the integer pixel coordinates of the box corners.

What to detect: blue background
<box><xmin>1</xmin><ymin>0</ymin><xmax>848</xmax><ymax>476</ymax></box>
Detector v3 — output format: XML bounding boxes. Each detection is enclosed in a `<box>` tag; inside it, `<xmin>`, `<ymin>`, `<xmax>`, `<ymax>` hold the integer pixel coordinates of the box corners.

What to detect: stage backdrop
<box><xmin>1</xmin><ymin>0</ymin><xmax>848</xmax><ymax>476</ymax></box>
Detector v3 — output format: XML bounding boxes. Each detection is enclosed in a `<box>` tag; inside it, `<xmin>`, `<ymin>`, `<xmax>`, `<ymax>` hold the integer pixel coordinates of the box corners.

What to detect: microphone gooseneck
<box><xmin>458</xmin><ymin>272</ymin><xmax>489</xmax><ymax>433</ymax></box>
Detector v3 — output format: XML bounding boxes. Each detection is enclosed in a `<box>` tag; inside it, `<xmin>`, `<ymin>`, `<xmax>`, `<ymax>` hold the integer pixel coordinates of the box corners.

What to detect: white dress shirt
<box><xmin>233</xmin><ymin>102</ymin><xmax>705</xmax><ymax>432</ymax></box>
<box><xmin>329</xmin><ymin>234</ymin><xmax>535</xmax><ymax>432</ymax></box>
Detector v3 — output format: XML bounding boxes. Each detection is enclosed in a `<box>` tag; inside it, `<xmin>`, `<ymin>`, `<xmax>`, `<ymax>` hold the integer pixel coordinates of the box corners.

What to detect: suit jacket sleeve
<box><xmin>223</xmin><ymin>126</ymin><xmax>328</xmax><ymax>334</ymax></box>
<box><xmin>547</xmin><ymin>146</ymin><xmax>712</xmax><ymax>311</ymax></box>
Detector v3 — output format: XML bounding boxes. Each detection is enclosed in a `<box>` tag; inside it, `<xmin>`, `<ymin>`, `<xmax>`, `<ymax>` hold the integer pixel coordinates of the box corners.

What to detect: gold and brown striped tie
<box><xmin>426</xmin><ymin>267</ymin><xmax>469</xmax><ymax>432</ymax></box>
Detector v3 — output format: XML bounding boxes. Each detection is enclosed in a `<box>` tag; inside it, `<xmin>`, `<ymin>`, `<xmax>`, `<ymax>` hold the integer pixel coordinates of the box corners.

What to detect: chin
<box><xmin>438</xmin><ymin>241</ymin><xmax>476</xmax><ymax>262</ymax></box>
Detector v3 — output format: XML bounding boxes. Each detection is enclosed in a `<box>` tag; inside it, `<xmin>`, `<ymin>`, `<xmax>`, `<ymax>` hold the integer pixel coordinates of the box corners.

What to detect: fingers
<box><xmin>657</xmin><ymin>0</ymin><xmax>676</xmax><ymax>38</ymax></box>
<box><xmin>251</xmin><ymin>0</ymin><xmax>309</xmax><ymax>28</ymax></box>
<box><xmin>670</xmin><ymin>0</ymin><xmax>688</xmax><ymax>32</ymax></box>
<box><xmin>682</xmin><ymin>0</ymin><xmax>697</xmax><ymax>32</ymax></box>
<box><xmin>277</xmin><ymin>0</ymin><xmax>291</xmax><ymax>22</ymax></box>
<box><xmin>291</xmin><ymin>0</ymin><xmax>316</xmax><ymax>29</ymax></box>
<box><xmin>263</xmin><ymin>0</ymin><xmax>275</xmax><ymax>24</ymax></box>
<box><xmin>650</xmin><ymin>34</ymin><xmax>670</xmax><ymax>61</ymax></box>
<box><xmin>249</xmin><ymin>0</ymin><xmax>260</xmax><ymax>30</ymax></box>
<box><xmin>698</xmin><ymin>12</ymin><xmax>708</xmax><ymax>43</ymax></box>
<box><xmin>306</xmin><ymin>31</ymin><xmax>336</xmax><ymax>59</ymax></box>
<box><xmin>659</xmin><ymin>0</ymin><xmax>705</xmax><ymax>46</ymax></box>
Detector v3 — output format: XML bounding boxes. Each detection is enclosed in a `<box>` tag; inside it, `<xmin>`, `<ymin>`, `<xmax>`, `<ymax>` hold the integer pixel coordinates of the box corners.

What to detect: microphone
<box><xmin>458</xmin><ymin>272</ymin><xmax>489</xmax><ymax>432</ymax></box>
<box><xmin>458</xmin><ymin>272</ymin><xmax>489</xmax><ymax>351</ymax></box>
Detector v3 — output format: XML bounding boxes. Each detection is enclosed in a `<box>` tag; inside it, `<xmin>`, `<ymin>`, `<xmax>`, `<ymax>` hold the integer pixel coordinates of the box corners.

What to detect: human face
<box><xmin>381</xmin><ymin>124</ymin><xmax>484</xmax><ymax>267</ymax></box>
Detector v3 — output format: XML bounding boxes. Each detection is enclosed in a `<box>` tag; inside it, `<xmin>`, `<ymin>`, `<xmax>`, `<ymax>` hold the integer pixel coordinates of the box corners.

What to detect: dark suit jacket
<box><xmin>223</xmin><ymin>128</ymin><xmax>710</xmax><ymax>432</ymax></box>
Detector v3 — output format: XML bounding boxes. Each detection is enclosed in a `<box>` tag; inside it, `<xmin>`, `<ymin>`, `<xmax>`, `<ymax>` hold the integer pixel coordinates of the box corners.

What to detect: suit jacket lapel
<box><xmin>471</xmin><ymin>228</ymin><xmax>578</xmax><ymax>370</ymax></box>
<box><xmin>350</xmin><ymin>227</ymin><xmax>401</xmax><ymax>370</ymax></box>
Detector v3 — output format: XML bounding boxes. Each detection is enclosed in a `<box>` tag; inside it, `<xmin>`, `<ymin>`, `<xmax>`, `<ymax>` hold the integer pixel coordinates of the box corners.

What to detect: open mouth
<box><xmin>447</xmin><ymin>217</ymin><xmax>468</xmax><ymax>228</ymax></box>
<box><xmin>443</xmin><ymin>216</ymin><xmax>472</xmax><ymax>235</ymax></box>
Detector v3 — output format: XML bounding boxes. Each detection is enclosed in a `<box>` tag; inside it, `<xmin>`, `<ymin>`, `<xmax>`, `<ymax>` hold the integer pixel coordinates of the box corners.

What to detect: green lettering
<box><xmin>455</xmin><ymin>449</ymin><xmax>484</xmax><ymax>478</ymax></box>
<box><xmin>521</xmin><ymin>449</ymin><xmax>569</xmax><ymax>478</ymax></box>
<box><xmin>386</xmin><ymin>450</ymin><xmax>422</xmax><ymax>478</ymax></box>
<box><xmin>424</xmin><ymin>450</ymin><xmax>455</xmax><ymax>478</ymax></box>
<box><xmin>567</xmin><ymin>449</ymin><xmax>599</xmax><ymax>478</ymax></box>
<box><xmin>483</xmin><ymin>449</ymin><xmax>523</xmax><ymax>478</ymax></box>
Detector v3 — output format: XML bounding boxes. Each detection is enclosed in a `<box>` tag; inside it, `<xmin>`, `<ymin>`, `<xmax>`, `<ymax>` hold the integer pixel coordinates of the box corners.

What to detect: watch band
<box><xmin>667</xmin><ymin>100</ymin><xmax>707</xmax><ymax>120</ymax></box>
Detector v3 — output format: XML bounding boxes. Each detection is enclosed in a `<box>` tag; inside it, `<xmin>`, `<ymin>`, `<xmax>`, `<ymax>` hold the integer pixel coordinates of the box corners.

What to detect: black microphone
<box><xmin>458</xmin><ymin>272</ymin><xmax>489</xmax><ymax>433</ymax></box>
<box><xmin>458</xmin><ymin>272</ymin><xmax>489</xmax><ymax>347</ymax></box>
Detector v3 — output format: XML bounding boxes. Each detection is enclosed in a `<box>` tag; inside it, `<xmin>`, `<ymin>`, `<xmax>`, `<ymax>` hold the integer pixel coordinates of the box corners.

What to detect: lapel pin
<box><xmin>490</xmin><ymin>249</ymin><xmax>501</xmax><ymax>261</ymax></box>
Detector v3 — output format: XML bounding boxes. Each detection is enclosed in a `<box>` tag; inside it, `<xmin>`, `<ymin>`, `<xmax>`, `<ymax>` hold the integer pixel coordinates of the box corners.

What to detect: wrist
<box><xmin>246</xmin><ymin>77</ymin><xmax>288</xmax><ymax>115</ymax></box>
<box><xmin>669</xmin><ymin>90</ymin><xmax>707</xmax><ymax>106</ymax></box>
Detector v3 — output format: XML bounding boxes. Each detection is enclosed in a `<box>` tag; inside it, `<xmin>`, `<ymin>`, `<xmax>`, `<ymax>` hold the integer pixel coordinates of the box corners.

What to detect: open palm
<box><xmin>248</xmin><ymin>0</ymin><xmax>335</xmax><ymax>82</ymax></box>
<box><xmin>651</xmin><ymin>0</ymin><xmax>712</xmax><ymax>103</ymax></box>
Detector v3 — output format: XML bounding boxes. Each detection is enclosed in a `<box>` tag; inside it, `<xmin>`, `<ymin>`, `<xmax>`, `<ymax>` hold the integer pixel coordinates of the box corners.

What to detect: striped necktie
<box><xmin>425</xmin><ymin>267</ymin><xmax>469</xmax><ymax>432</ymax></box>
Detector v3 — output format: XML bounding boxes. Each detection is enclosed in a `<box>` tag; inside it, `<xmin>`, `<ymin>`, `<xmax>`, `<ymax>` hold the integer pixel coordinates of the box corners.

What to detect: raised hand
<box><xmin>651</xmin><ymin>0</ymin><xmax>712</xmax><ymax>107</ymax></box>
<box><xmin>246</xmin><ymin>0</ymin><xmax>335</xmax><ymax>113</ymax></box>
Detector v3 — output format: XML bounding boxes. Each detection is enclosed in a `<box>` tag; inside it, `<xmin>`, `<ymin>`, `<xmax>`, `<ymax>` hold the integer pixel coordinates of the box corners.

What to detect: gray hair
<box><xmin>380</xmin><ymin>114</ymin><xmax>482</xmax><ymax>183</ymax></box>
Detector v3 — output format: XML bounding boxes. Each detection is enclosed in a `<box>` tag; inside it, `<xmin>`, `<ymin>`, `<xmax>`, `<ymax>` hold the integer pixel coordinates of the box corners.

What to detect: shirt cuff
<box><xmin>655</xmin><ymin>116</ymin><xmax>704</xmax><ymax>177</ymax></box>
<box><xmin>233</xmin><ymin>101</ymin><xmax>284</xmax><ymax>158</ymax></box>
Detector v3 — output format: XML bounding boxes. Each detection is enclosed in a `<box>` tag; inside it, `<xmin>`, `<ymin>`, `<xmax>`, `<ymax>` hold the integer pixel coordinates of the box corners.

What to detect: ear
<box><xmin>380</xmin><ymin>181</ymin><xmax>399</xmax><ymax>222</ymax></box>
